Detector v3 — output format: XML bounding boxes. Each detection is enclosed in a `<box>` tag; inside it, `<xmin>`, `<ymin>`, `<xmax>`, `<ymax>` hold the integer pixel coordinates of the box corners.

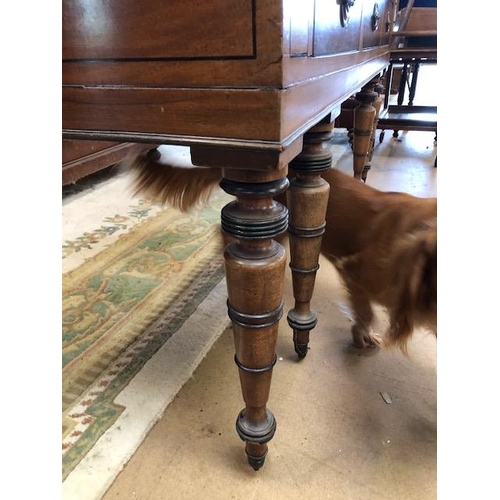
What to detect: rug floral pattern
<box><xmin>62</xmin><ymin>191</ymin><xmax>231</xmax><ymax>480</ymax></box>
<box><xmin>62</xmin><ymin>200</ymin><xmax>158</xmax><ymax>258</ymax></box>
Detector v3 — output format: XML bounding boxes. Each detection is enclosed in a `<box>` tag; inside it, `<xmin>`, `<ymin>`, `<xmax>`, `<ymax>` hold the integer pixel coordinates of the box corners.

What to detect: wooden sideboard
<box><xmin>62</xmin><ymin>140</ymin><xmax>149</xmax><ymax>185</ymax></box>
<box><xmin>63</xmin><ymin>0</ymin><xmax>392</xmax><ymax>470</ymax></box>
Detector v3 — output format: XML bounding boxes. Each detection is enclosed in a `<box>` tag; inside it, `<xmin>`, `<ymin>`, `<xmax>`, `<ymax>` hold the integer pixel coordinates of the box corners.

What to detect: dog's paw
<box><xmin>352</xmin><ymin>326</ymin><xmax>381</xmax><ymax>349</ymax></box>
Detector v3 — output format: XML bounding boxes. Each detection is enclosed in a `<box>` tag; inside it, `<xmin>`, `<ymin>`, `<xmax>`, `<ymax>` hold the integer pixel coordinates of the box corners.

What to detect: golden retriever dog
<box><xmin>125</xmin><ymin>148</ymin><xmax>437</xmax><ymax>353</ymax></box>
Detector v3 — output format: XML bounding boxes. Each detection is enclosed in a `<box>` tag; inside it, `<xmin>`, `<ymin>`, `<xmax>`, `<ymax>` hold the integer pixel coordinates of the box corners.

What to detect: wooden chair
<box><xmin>377</xmin><ymin>0</ymin><xmax>437</xmax><ymax>160</ymax></box>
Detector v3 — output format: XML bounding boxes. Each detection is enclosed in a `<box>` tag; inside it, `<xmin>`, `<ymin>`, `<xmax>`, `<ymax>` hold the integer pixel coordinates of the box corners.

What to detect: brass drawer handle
<box><xmin>340</xmin><ymin>0</ymin><xmax>356</xmax><ymax>28</ymax></box>
<box><xmin>372</xmin><ymin>3</ymin><xmax>381</xmax><ymax>31</ymax></box>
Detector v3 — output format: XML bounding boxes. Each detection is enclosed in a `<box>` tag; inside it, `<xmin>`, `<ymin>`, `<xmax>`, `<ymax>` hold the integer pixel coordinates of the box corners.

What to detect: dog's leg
<box><xmin>345</xmin><ymin>282</ymin><xmax>381</xmax><ymax>349</ymax></box>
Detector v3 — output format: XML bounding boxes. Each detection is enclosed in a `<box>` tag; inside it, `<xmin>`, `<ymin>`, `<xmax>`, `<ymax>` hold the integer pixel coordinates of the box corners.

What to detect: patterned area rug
<box><xmin>62</xmin><ymin>172</ymin><xmax>233</xmax><ymax>498</ymax></box>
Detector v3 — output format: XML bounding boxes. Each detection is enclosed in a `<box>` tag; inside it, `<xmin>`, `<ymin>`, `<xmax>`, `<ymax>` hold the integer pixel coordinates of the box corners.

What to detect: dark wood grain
<box><xmin>62</xmin><ymin>141</ymin><xmax>148</xmax><ymax>185</ymax></box>
<box><xmin>63</xmin><ymin>0</ymin><xmax>255</xmax><ymax>61</ymax></box>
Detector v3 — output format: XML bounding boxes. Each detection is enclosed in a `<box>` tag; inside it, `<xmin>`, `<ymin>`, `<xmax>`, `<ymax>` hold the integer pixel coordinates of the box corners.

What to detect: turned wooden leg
<box><xmin>397</xmin><ymin>62</ymin><xmax>408</xmax><ymax>106</ymax></box>
<box><xmin>220</xmin><ymin>169</ymin><xmax>289</xmax><ymax>470</ymax></box>
<box><xmin>408</xmin><ymin>62</ymin><xmax>420</xmax><ymax>106</ymax></box>
<box><xmin>362</xmin><ymin>78</ymin><xmax>384</xmax><ymax>182</ymax></box>
<box><xmin>286</xmin><ymin>117</ymin><xmax>332</xmax><ymax>358</ymax></box>
<box><xmin>353</xmin><ymin>80</ymin><xmax>378</xmax><ymax>180</ymax></box>
<box><xmin>382</xmin><ymin>62</ymin><xmax>394</xmax><ymax>110</ymax></box>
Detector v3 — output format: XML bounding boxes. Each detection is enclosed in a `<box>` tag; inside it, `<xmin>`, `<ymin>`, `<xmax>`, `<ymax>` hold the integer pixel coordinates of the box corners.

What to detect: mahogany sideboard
<box><xmin>62</xmin><ymin>0</ymin><xmax>393</xmax><ymax>470</ymax></box>
<box><xmin>62</xmin><ymin>139</ymin><xmax>149</xmax><ymax>185</ymax></box>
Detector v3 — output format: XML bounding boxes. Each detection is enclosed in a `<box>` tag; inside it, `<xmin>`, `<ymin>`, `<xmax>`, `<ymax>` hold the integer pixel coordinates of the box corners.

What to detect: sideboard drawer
<box><xmin>63</xmin><ymin>0</ymin><xmax>391</xmax><ymax>148</ymax></box>
<box><xmin>313</xmin><ymin>0</ymin><xmax>391</xmax><ymax>56</ymax></box>
<box><xmin>62</xmin><ymin>0</ymin><xmax>254</xmax><ymax>60</ymax></box>
<box><xmin>362</xmin><ymin>0</ymin><xmax>391</xmax><ymax>48</ymax></box>
<box><xmin>313</xmin><ymin>0</ymin><xmax>363</xmax><ymax>55</ymax></box>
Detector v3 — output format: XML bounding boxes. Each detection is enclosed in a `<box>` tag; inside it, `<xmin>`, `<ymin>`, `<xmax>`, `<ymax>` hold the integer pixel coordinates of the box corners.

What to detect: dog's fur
<box><xmin>125</xmin><ymin>148</ymin><xmax>437</xmax><ymax>353</ymax></box>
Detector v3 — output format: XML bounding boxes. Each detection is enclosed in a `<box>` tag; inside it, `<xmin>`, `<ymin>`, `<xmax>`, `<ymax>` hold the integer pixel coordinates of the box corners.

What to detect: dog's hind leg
<box><xmin>346</xmin><ymin>283</ymin><xmax>381</xmax><ymax>349</ymax></box>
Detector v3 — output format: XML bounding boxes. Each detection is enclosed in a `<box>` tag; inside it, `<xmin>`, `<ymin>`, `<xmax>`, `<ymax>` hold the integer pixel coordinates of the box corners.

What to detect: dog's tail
<box><xmin>123</xmin><ymin>148</ymin><xmax>223</xmax><ymax>211</ymax></box>
<box><xmin>385</xmin><ymin>222</ymin><xmax>437</xmax><ymax>353</ymax></box>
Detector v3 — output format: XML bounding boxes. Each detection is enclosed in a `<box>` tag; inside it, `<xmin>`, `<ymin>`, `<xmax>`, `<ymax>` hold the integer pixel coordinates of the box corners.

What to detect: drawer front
<box><xmin>63</xmin><ymin>0</ymin><xmax>255</xmax><ymax>61</ymax></box>
<box><xmin>362</xmin><ymin>0</ymin><xmax>391</xmax><ymax>49</ymax></box>
<box><xmin>312</xmin><ymin>0</ymin><xmax>363</xmax><ymax>56</ymax></box>
<box><xmin>312</xmin><ymin>0</ymin><xmax>392</xmax><ymax>56</ymax></box>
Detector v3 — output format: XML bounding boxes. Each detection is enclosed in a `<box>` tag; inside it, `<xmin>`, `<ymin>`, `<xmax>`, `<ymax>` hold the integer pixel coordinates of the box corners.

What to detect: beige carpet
<box><xmin>101</xmin><ymin>129</ymin><xmax>440</xmax><ymax>500</ymax></box>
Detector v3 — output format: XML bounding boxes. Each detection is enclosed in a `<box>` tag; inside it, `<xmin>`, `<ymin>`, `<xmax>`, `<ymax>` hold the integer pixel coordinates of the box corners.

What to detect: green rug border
<box><xmin>62</xmin><ymin>264</ymin><xmax>226</xmax><ymax>480</ymax></box>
